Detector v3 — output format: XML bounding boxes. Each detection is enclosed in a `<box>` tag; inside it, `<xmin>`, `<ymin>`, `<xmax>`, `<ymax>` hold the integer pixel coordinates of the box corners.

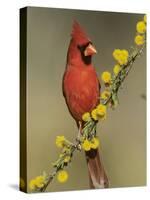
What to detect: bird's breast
<box><xmin>63</xmin><ymin>66</ymin><xmax>100</xmax><ymax>121</ymax></box>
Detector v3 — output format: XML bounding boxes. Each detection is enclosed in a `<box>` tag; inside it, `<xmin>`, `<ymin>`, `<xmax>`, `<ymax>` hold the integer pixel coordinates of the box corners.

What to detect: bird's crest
<box><xmin>71</xmin><ymin>21</ymin><xmax>90</xmax><ymax>44</ymax></box>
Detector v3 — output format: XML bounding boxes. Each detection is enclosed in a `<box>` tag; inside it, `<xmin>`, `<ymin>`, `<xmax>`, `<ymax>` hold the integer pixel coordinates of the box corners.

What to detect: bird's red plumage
<box><xmin>71</xmin><ymin>21</ymin><xmax>90</xmax><ymax>44</ymax></box>
<box><xmin>63</xmin><ymin>21</ymin><xmax>100</xmax><ymax>122</ymax></box>
<box><xmin>63</xmin><ymin>65</ymin><xmax>100</xmax><ymax>121</ymax></box>
<box><xmin>62</xmin><ymin>21</ymin><xmax>108</xmax><ymax>189</ymax></box>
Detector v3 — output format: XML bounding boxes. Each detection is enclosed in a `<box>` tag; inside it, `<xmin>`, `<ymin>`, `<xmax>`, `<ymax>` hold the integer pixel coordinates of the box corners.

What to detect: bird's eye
<box><xmin>77</xmin><ymin>45</ymin><xmax>84</xmax><ymax>52</ymax></box>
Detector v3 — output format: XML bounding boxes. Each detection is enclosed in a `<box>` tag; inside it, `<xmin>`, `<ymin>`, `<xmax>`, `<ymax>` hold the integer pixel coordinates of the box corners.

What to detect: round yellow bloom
<box><xmin>113</xmin><ymin>49</ymin><xmax>122</xmax><ymax>60</ymax></box>
<box><xmin>118</xmin><ymin>50</ymin><xmax>128</xmax><ymax>65</ymax></box>
<box><xmin>122</xmin><ymin>50</ymin><xmax>129</xmax><ymax>57</ymax></box>
<box><xmin>64</xmin><ymin>156</ymin><xmax>71</xmax><ymax>163</ymax></box>
<box><xmin>57</xmin><ymin>170</ymin><xmax>68</xmax><ymax>183</ymax></box>
<box><xmin>82</xmin><ymin>112</ymin><xmax>91</xmax><ymax>122</ymax></box>
<box><xmin>29</xmin><ymin>175</ymin><xmax>46</xmax><ymax>190</ymax></box>
<box><xmin>29</xmin><ymin>179</ymin><xmax>37</xmax><ymax>190</ymax></box>
<box><xmin>144</xmin><ymin>15</ymin><xmax>146</xmax><ymax>23</ymax></box>
<box><xmin>118</xmin><ymin>57</ymin><xmax>127</xmax><ymax>65</ymax></box>
<box><xmin>91</xmin><ymin>108</ymin><xmax>98</xmax><ymax>121</ymax></box>
<box><xmin>82</xmin><ymin>139</ymin><xmax>91</xmax><ymax>151</ymax></box>
<box><xmin>135</xmin><ymin>35</ymin><xmax>145</xmax><ymax>46</ymax></box>
<box><xmin>101</xmin><ymin>71</ymin><xmax>111</xmax><ymax>84</ymax></box>
<box><xmin>96</xmin><ymin>104</ymin><xmax>106</xmax><ymax>114</ymax></box>
<box><xmin>35</xmin><ymin>176</ymin><xmax>45</xmax><ymax>188</ymax></box>
<box><xmin>113</xmin><ymin>64</ymin><xmax>121</xmax><ymax>75</ymax></box>
<box><xmin>56</xmin><ymin>136</ymin><xmax>65</xmax><ymax>148</ymax></box>
<box><xmin>90</xmin><ymin>137</ymin><xmax>100</xmax><ymax>149</ymax></box>
<box><xmin>136</xmin><ymin>21</ymin><xmax>146</xmax><ymax>34</ymax></box>
<box><xmin>101</xmin><ymin>90</ymin><xmax>110</xmax><ymax>100</ymax></box>
<box><xmin>96</xmin><ymin>104</ymin><xmax>106</xmax><ymax>120</ymax></box>
<box><xmin>113</xmin><ymin>49</ymin><xmax>129</xmax><ymax>65</ymax></box>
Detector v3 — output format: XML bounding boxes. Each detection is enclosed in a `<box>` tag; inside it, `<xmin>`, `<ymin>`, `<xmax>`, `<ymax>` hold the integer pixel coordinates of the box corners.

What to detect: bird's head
<box><xmin>71</xmin><ymin>21</ymin><xmax>97</xmax><ymax>57</ymax></box>
<box><xmin>67</xmin><ymin>21</ymin><xmax>97</xmax><ymax>66</ymax></box>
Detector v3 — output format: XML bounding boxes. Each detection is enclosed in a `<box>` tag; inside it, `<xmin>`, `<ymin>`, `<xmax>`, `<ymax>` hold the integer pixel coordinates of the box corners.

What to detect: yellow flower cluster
<box><xmin>90</xmin><ymin>137</ymin><xmax>100</xmax><ymax>149</ymax></box>
<box><xmin>91</xmin><ymin>109</ymin><xmax>98</xmax><ymax>121</ymax></box>
<box><xmin>91</xmin><ymin>104</ymin><xmax>106</xmax><ymax>121</ymax></box>
<box><xmin>82</xmin><ymin>104</ymin><xmax>107</xmax><ymax>122</ymax></box>
<box><xmin>91</xmin><ymin>104</ymin><xmax>107</xmax><ymax>121</ymax></box>
<box><xmin>20</xmin><ymin>178</ymin><xmax>25</xmax><ymax>190</ymax></box>
<box><xmin>101</xmin><ymin>71</ymin><xmax>112</xmax><ymax>84</ymax></box>
<box><xmin>101</xmin><ymin>90</ymin><xmax>111</xmax><ymax>100</ymax></box>
<box><xmin>82</xmin><ymin>137</ymin><xmax>100</xmax><ymax>151</ymax></box>
<box><xmin>29</xmin><ymin>175</ymin><xmax>46</xmax><ymax>190</ymax></box>
<box><xmin>135</xmin><ymin>15</ymin><xmax>146</xmax><ymax>46</ymax></box>
<box><xmin>136</xmin><ymin>21</ymin><xmax>146</xmax><ymax>34</ymax></box>
<box><xmin>57</xmin><ymin>170</ymin><xmax>68</xmax><ymax>183</ymax></box>
<box><xmin>96</xmin><ymin>104</ymin><xmax>107</xmax><ymax>120</ymax></box>
<box><xmin>82</xmin><ymin>139</ymin><xmax>91</xmax><ymax>151</ymax></box>
<box><xmin>113</xmin><ymin>49</ymin><xmax>129</xmax><ymax>65</ymax></box>
<box><xmin>113</xmin><ymin>64</ymin><xmax>121</xmax><ymax>75</ymax></box>
<box><xmin>82</xmin><ymin>112</ymin><xmax>91</xmax><ymax>122</ymax></box>
<box><xmin>56</xmin><ymin>136</ymin><xmax>66</xmax><ymax>148</ymax></box>
<box><xmin>135</xmin><ymin>35</ymin><xmax>145</xmax><ymax>45</ymax></box>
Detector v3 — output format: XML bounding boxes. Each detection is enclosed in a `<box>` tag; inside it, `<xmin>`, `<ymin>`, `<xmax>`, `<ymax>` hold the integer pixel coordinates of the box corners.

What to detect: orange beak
<box><xmin>84</xmin><ymin>43</ymin><xmax>97</xmax><ymax>56</ymax></box>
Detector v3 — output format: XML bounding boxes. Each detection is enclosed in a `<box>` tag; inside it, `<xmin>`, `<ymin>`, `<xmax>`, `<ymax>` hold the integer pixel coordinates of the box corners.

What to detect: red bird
<box><xmin>63</xmin><ymin>21</ymin><xmax>108</xmax><ymax>188</ymax></box>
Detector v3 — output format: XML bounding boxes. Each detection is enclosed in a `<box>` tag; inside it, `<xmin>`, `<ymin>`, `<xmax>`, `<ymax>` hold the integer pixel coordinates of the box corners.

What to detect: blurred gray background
<box><xmin>26</xmin><ymin>7</ymin><xmax>146</xmax><ymax>192</ymax></box>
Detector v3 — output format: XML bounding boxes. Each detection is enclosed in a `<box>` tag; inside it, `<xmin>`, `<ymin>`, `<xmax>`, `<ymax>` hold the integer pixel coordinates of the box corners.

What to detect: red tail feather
<box><xmin>85</xmin><ymin>148</ymin><xmax>109</xmax><ymax>188</ymax></box>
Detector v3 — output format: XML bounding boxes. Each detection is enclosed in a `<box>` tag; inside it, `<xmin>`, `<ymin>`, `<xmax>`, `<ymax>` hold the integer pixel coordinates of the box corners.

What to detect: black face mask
<box><xmin>77</xmin><ymin>42</ymin><xmax>92</xmax><ymax>65</ymax></box>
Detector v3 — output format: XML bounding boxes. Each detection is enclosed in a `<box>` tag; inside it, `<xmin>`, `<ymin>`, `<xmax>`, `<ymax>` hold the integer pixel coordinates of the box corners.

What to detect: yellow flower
<box><xmin>91</xmin><ymin>108</ymin><xmax>98</xmax><ymax>121</ymax></box>
<box><xmin>136</xmin><ymin>21</ymin><xmax>146</xmax><ymax>34</ymax></box>
<box><xmin>97</xmin><ymin>104</ymin><xmax>106</xmax><ymax>114</ymax></box>
<box><xmin>57</xmin><ymin>170</ymin><xmax>68</xmax><ymax>183</ymax></box>
<box><xmin>29</xmin><ymin>179</ymin><xmax>37</xmax><ymax>190</ymax></box>
<box><xmin>91</xmin><ymin>105</ymin><xmax>107</xmax><ymax>121</ymax></box>
<box><xmin>101</xmin><ymin>71</ymin><xmax>112</xmax><ymax>84</ymax></box>
<box><xmin>90</xmin><ymin>137</ymin><xmax>100</xmax><ymax>149</ymax></box>
<box><xmin>113</xmin><ymin>64</ymin><xmax>121</xmax><ymax>75</ymax></box>
<box><xmin>101</xmin><ymin>90</ymin><xmax>110</xmax><ymax>100</ymax></box>
<box><xmin>35</xmin><ymin>176</ymin><xmax>45</xmax><ymax>188</ymax></box>
<box><xmin>82</xmin><ymin>139</ymin><xmax>91</xmax><ymax>151</ymax></box>
<box><xmin>82</xmin><ymin>112</ymin><xmax>91</xmax><ymax>122</ymax></box>
<box><xmin>118</xmin><ymin>50</ymin><xmax>128</xmax><ymax>65</ymax></box>
<box><xmin>122</xmin><ymin>49</ymin><xmax>129</xmax><ymax>58</ymax></box>
<box><xmin>29</xmin><ymin>175</ymin><xmax>46</xmax><ymax>190</ymax></box>
<box><xmin>64</xmin><ymin>155</ymin><xmax>71</xmax><ymax>163</ymax></box>
<box><xmin>113</xmin><ymin>49</ymin><xmax>122</xmax><ymax>60</ymax></box>
<box><xmin>135</xmin><ymin>35</ymin><xmax>145</xmax><ymax>46</ymax></box>
<box><xmin>56</xmin><ymin>136</ymin><xmax>65</xmax><ymax>148</ymax></box>
<box><xmin>113</xmin><ymin>49</ymin><xmax>129</xmax><ymax>65</ymax></box>
<box><xmin>96</xmin><ymin>104</ymin><xmax>106</xmax><ymax>120</ymax></box>
<box><xmin>20</xmin><ymin>178</ymin><xmax>25</xmax><ymax>189</ymax></box>
<box><xmin>144</xmin><ymin>15</ymin><xmax>146</xmax><ymax>23</ymax></box>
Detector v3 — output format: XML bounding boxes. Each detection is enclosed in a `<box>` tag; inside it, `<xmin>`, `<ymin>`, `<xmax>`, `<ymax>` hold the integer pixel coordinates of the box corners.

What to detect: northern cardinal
<box><xmin>62</xmin><ymin>21</ymin><xmax>109</xmax><ymax>188</ymax></box>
